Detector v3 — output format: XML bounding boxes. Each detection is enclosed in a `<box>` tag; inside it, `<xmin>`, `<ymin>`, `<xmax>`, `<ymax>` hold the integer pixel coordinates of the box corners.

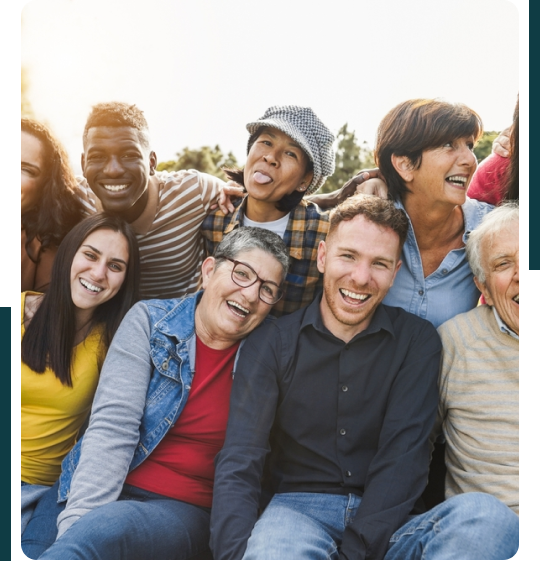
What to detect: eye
<box><xmin>21</xmin><ymin>166</ymin><xmax>38</xmax><ymax>177</ymax></box>
<box><xmin>285</xmin><ymin>151</ymin><xmax>298</xmax><ymax>159</ymax></box>
<box><xmin>341</xmin><ymin>253</ymin><xmax>353</xmax><ymax>260</ymax></box>
<box><xmin>261</xmin><ymin>284</ymin><xmax>276</xmax><ymax>297</ymax></box>
<box><xmin>83</xmin><ymin>251</ymin><xmax>97</xmax><ymax>261</ymax></box>
<box><xmin>467</xmin><ymin>142</ymin><xmax>475</xmax><ymax>151</ymax></box>
<box><xmin>108</xmin><ymin>262</ymin><xmax>124</xmax><ymax>272</ymax></box>
<box><xmin>87</xmin><ymin>153</ymin><xmax>105</xmax><ymax>162</ymax></box>
<box><xmin>443</xmin><ymin>141</ymin><xmax>454</xmax><ymax>148</ymax></box>
<box><xmin>122</xmin><ymin>152</ymin><xmax>140</xmax><ymax>159</ymax></box>
<box><xmin>373</xmin><ymin>261</ymin><xmax>389</xmax><ymax>269</ymax></box>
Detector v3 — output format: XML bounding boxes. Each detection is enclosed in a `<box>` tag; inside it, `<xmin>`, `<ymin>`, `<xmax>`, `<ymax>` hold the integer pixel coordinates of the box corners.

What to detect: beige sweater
<box><xmin>436</xmin><ymin>305</ymin><xmax>519</xmax><ymax>514</ymax></box>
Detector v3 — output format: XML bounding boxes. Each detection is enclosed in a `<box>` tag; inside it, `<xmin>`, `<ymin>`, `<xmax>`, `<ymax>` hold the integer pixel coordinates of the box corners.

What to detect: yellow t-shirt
<box><xmin>21</xmin><ymin>292</ymin><xmax>104</xmax><ymax>485</ymax></box>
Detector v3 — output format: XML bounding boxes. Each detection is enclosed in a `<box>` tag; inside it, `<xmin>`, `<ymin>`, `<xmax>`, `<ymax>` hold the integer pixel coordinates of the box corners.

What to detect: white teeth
<box><xmin>103</xmin><ymin>184</ymin><xmax>129</xmax><ymax>192</ymax></box>
<box><xmin>227</xmin><ymin>301</ymin><xmax>249</xmax><ymax>315</ymax></box>
<box><xmin>513</xmin><ymin>295</ymin><xmax>519</xmax><ymax>304</ymax></box>
<box><xmin>446</xmin><ymin>175</ymin><xmax>467</xmax><ymax>185</ymax></box>
<box><xmin>80</xmin><ymin>279</ymin><xmax>103</xmax><ymax>293</ymax></box>
<box><xmin>340</xmin><ymin>289</ymin><xmax>369</xmax><ymax>301</ymax></box>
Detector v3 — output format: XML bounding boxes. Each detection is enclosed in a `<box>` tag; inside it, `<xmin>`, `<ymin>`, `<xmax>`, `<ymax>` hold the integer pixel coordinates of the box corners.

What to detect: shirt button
<box><xmin>346</xmin><ymin>471</ymin><xmax>352</xmax><ymax>477</ymax></box>
<box><xmin>442</xmin><ymin>269</ymin><xmax>448</xmax><ymax>274</ymax></box>
<box><xmin>342</xmin><ymin>385</ymin><xmax>348</xmax><ymax>392</ymax></box>
<box><xmin>344</xmin><ymin>344</ymin><xmax>350</xmax><ymax>350</ymax></box>
<box><xmin>418</xmin><ymin>290</ymin><xmax>424</xmax><ymax>296</ymax></box>
<box><xmin>340</xmin><ymin>428</ymin><xmax>346</xmax><ymax>435</ymax></box>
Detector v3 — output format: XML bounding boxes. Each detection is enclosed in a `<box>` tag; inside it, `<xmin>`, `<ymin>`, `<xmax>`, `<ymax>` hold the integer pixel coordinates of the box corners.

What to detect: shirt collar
<box><xmin>492</xmin><ymin>306</ymin><xmax>519</xmax><ymax>340</ymax></box>
<box><xmin>224</xmin><ymin>196</ymin><xmax>248</xmax><ymax>234</ymax></box>
<box><xmin>394</xmin><ymin>196</ymin><xmax>493</xmax><ymax>243</ymax></box>
<box><xmin>300</xmin><ymin>293</ymin><xmax>396</xmax><ymax>342</ymax></box>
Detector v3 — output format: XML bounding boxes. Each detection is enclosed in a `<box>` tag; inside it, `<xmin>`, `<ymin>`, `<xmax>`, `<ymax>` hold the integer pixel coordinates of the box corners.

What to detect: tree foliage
<box><xmin>474</xmin><ymin>131</ymin><xmax>499</xmax><ymax>163</ymax></box>
<box><xmin>319</xmin><ymin>124</ymin><xmax>375</xmax><ymax>194</ymax></box>
<box><xmin>157</xmin><ymin>145</ymin><xmax>238</xmax><ymax>181</ymax></box>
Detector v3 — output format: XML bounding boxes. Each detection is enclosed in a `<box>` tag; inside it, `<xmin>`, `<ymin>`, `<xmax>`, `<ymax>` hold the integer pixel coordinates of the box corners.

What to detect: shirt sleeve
<box><xmin>55</xmin><ymin>303</ymin><xmax>154</xmax><ymax>538</ymax></box>
<box><xmin>340</xmin><ymin>321</ymin><xmax>442</xmax><ymax>560</ymax></box>
<box><xmin>210</xmin><ymin>323</ymin><xmax>281</xmax><ymax>560</ymax></box>
<box><xmin>74</xmin><ymin>176</ymin><xmax>97</xmax><ymax>216</ymax></box>
<box><xmin>195</xmin><ymin>171</ymin><xmax>226</xmax><ymax>214</ymax></box>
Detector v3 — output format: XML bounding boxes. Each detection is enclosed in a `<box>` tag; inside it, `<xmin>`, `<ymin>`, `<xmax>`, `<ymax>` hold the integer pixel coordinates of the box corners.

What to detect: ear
<box><xmin>474</xmin><ymin>276</ymin><xmax>494</xmax><ymax>306</ymax></box>
<box><xmin>81</xmin><ymin>153</ymin><xmax>86</xmax><ymax>175</ymax></box>
<box><xmin>296</xmin><ymin>169</ymin><xmax>314</xmax><ymax>193</ymax></box>
<box><xmin>149</xmin><ymin>151</ymin><xmax>157</xmax><ymax>176</ymax></box>
<box><xmin>201</xmin><ymin>256</ymin><xmax>216</xmax><ymax>289</ymax></box>
<box><xmin>389</xmin><ymin>259</ymin><xmax>402</xmax><ymax>286</ymax></box>
<box><xmin>317</xmin><ymin>240</ymin><xmax>327</xmax><ymax>274</ymax></box>
<box><xmin>391</xmin><ymin>154</ymin><xmax>414</xmax><ymax>182</ymax></box>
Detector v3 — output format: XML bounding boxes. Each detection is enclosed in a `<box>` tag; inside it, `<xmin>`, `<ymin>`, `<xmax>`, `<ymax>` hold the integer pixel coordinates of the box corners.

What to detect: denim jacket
<box><xmin>58</xmin><ymin>291</ymin><xmax>246</xmax><ymax>502</ymax></box>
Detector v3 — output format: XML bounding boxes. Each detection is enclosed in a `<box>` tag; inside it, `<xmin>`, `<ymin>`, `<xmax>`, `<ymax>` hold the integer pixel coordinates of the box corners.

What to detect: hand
<box><xmin>212</xmin><ymin>181</ymin><xmax>245</xmax><ymax>214</ymax></box>
<box><xmin>492</xmin><ymin>126</ymin><xmax>512</xmax><ymax>158</ymax></box>
<box><xmin>336</xmin><ymin>168</ymin><xmax>387</xmax><ymax>204</ymax></box>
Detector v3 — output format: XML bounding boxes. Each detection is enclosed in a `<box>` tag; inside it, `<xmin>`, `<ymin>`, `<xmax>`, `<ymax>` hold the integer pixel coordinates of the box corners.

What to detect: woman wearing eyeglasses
<box><xmin>22</xmin><ymin>227</ymin><xmax>290</xmax><ymax>560</ymax></box>
<box><xmin>202</xmin><ymin>105</ymin><xmax>335</xmax><ymax>317</ymax></box>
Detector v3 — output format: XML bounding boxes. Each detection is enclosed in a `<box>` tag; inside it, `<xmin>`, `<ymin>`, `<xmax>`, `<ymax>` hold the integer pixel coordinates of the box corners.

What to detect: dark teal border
<box><xmin>519</xmin><ymin>0</ymin><xmax>540</xmax><ymax>271</ymax></box>
<box><xmin>0</xmin><ymin>307</ymin><xmax>9</xmax><ymax>548</ymax></box>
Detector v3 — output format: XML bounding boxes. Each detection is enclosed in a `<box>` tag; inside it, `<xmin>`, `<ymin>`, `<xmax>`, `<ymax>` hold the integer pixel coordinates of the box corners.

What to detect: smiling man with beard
<box><xmin>210</xmin><ymin>194</ymin><xmax>442</xmax><ymax>560</ymax></box>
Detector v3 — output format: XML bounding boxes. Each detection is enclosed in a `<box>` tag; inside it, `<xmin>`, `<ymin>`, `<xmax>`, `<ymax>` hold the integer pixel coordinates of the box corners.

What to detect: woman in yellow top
<box><xmin>21</xmin><ymin>213</ymin><xmax>140</xmax><ymax>533</ymax></box>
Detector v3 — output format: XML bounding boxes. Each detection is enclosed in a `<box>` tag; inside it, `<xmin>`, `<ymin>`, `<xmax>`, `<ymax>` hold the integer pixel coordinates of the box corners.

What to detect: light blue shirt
<box><xmin>493</xmin><ymin>307</ymin><xmax>519</xmax><ymax>340</ymax></box>
<box><xmin>383</xmin><ymin>197</ymin><xmax>493</xmax><ymax>328</ymax></box>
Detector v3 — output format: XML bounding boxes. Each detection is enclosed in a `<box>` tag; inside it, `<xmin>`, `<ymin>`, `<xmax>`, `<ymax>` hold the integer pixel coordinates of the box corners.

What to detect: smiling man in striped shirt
<box><xmin>75</xmin><ymin>101</ymin><xmax>242</xmax><ymax>299</ymax></box>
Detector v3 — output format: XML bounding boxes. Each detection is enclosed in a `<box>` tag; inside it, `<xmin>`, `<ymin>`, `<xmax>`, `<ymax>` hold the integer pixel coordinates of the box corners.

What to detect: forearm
<box><xmin>56</xmin><ymin>303</ymin><xmax>154</xmax><ymax>536</ymax></box>
<box><xmin>210</xmin><ymin>330</ymin><xmax>281</xmax><ymax>559</ymax></box>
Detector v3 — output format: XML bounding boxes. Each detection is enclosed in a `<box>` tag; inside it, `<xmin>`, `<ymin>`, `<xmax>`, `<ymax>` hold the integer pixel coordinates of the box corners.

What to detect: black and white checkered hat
<box><xmin>246</xmin><ymin>105</ymin><xmax>336</xmax><ymax>195</ymax></box>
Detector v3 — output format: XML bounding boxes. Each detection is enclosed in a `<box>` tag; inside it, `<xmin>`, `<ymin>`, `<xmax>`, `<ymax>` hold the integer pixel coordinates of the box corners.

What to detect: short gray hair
<box><xmin>466</xmin><ymin>202</ymin><xmax>519</xmax><ymax>283</ymax></box>
<box><xmin>213</xmin><ymin>227</ymin><xmax>289</xmax><ymax>280</ymax></box>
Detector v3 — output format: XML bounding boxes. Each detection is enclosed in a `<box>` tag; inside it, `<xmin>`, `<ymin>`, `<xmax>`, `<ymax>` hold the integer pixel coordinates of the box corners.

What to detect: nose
<box><xmin>263</xmin><ymin>151</ymin><xmax>278</xmax><ymax>167</ymax></box>
<box><xmin>350</xmin><ymin>262</ymin><xmax>371</xmax><ymax>287</ymax></box>
<box><xmin>458</xmin><ymin>144</ymin><xmax>477</xmax><ymax>170</ymax></box>
<box><xmin>103</xmin><ymin>156</ymin><xmax>125</xmax><ymax>177</ymax></box>
<box><xmin>242</xmin><ymin>281</ymin><xmax>262</xmax><ymax>304</ymax></box>
<box><xmin>89</xmin><ymin>260</ymin><xmax>108</xmax><ymax>282</ymax></box>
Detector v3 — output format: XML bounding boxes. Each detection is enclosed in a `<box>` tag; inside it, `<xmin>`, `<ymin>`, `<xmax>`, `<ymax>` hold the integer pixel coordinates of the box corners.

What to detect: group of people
<box><xmin>20</xmin><ymin>95</ymin><xmax>519</xmax><ymax>560</ymax></box>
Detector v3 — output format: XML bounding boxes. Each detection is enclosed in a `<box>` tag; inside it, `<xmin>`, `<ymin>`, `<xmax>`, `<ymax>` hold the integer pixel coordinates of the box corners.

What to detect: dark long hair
<box><xmin>22</xmin><ymin>118</ymin><xmax>85</xmax><ymax>259</ymax></box>
<box><xmin>375</xmin><ymin>99</ymin><xmax>483</xmax><ymax>201</ymax></box>
<box><xmin>222</xmin><ymin>129</ymin><xmax>313</xmax><ymax>214</ymax></box>
<box><xmin>504</xmin><ymin>97</ymin><xmax>519</xmax><ymax>202</ymax></box>
<box><xmin>21</xmin><ymin>213</ymin><xmax>140</xmax><ymax>386</ymax></box>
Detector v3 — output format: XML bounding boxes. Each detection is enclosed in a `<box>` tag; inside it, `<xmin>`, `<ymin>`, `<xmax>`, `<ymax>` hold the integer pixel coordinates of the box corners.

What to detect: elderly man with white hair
<box><xmin>436</xmin><ymin>201</ymin><xmax>519</xmax><ymax>512</ymax></box>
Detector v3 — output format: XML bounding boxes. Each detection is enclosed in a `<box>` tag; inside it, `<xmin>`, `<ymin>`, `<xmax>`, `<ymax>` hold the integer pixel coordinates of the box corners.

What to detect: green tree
<box><xmin>157</xmin><ymin>145</ymin><xmax>238</xmax><ymax>181</ymax></box>
<box><xmin>319</xmin><ymin>124</ymin><xmax>375</xmax><ymax>194</ymax></box>
<box><xmin>474</xmin><ymin>131</ymin><xmax>499</xmax><ymax>163</ymax></box>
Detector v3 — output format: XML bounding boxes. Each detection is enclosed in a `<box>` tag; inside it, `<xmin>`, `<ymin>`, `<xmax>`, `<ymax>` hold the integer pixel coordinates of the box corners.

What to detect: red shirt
<box><xmin>125</xmin><ymin>337</ymin><xmax>240</xmax><ymax>507</ymax></box>
<box><xmin>467</xmin><ymin>153</ymin><xmax>510</xmax><ymax>205</ymax></box>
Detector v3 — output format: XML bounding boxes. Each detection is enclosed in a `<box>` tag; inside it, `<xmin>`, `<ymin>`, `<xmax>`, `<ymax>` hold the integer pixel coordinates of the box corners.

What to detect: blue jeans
<box><xmin>22</xmin><ymin>480</ymin><xmax>65</xmax><ymax>559</ymax></box>
<box><xmin>21</xmin><ymin>481</ymin><xmax>50</xmax><ymax>535</ymax></box>
<box><xmin>242</xmin><ymin>491</ymin><xmax>519</xmax><ymax>560</ymax></box>
<box><xmin>34</xmin><ymin>484</ymin><xmax>211</xmax><ymax>560</ymax></box>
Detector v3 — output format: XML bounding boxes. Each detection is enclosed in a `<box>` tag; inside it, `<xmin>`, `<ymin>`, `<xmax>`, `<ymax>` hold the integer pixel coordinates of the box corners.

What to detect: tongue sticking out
<box><xmin>254</xmin><ymin>172</ymin><xmax>272</xmax><ymax>184</ymax></box>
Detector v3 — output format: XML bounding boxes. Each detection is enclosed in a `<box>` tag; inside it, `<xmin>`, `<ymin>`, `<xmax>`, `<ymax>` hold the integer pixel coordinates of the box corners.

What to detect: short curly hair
<box><xmin>328</xmin><ymin>193</ymin><xmax>409</xmax><ymax>251</ymax></box>
<box><xmin>83</xmin><ymin>102</ymin><xmax>151</xmax><ymax>150</ymax></box>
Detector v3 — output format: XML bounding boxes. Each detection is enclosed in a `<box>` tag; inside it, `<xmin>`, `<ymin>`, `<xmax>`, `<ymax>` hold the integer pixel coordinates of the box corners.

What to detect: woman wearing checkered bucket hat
<box><xmin>202</xmin><ymin>105</ymin><xmax>335</xmax><ymax>317</ymax></box>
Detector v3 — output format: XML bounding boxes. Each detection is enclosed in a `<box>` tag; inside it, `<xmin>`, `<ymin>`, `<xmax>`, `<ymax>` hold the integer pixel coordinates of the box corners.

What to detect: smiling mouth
<box><xmin>227</xmin><ymin>300</ymin><xmax>250</xmax><ymax>318</ymax></box>
<box><xmin>80</xmin><ymin>278</ymin><xmax>103</xmax><ymax>293</ymax></box>
<box><xmin>102</xmin><ymin>184</ymin><xmax>129</xmax><ymax>192</ymax></box>
<box><xmin>513</xmin><ymin>294</ymin><xmax>519</xmax><ymax>304</ymax></box>
<box><xmin>340</xmin><ymin>288</ymin><xmax>371</xmax><ymax>304</ymax></box>
<box><xmin>446</xmin><ymin>175</ymin><xmax>468</xmax><ymax>187</ymax></box>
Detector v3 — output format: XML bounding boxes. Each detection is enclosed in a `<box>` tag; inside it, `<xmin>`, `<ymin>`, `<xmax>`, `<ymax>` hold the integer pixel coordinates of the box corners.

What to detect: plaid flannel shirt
<box><xmin>201</xmin><ymin>196</ymin><xmax>329</xmax><ymax>317</ymax></box>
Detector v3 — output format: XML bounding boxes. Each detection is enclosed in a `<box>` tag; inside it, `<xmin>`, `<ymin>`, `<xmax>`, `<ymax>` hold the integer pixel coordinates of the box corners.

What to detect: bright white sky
<box><xmin>20</xmin><ymin>0</ymin><xmax>521</xmax><ymax>172</ymax></box>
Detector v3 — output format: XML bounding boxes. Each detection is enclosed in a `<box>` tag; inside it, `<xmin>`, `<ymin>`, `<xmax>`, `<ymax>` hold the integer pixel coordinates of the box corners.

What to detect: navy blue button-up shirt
<box><xmin>210</xmin><ymin>296</ymin><xmax>441</xmax><ymax>560</ymax></box>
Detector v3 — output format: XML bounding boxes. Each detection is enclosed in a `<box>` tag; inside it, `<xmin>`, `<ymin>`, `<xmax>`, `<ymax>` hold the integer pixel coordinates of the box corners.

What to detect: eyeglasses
<box><xmin>224</xmin><ymin>257</ymin><xmax>284</xmax><ymax>305</ymax></box>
